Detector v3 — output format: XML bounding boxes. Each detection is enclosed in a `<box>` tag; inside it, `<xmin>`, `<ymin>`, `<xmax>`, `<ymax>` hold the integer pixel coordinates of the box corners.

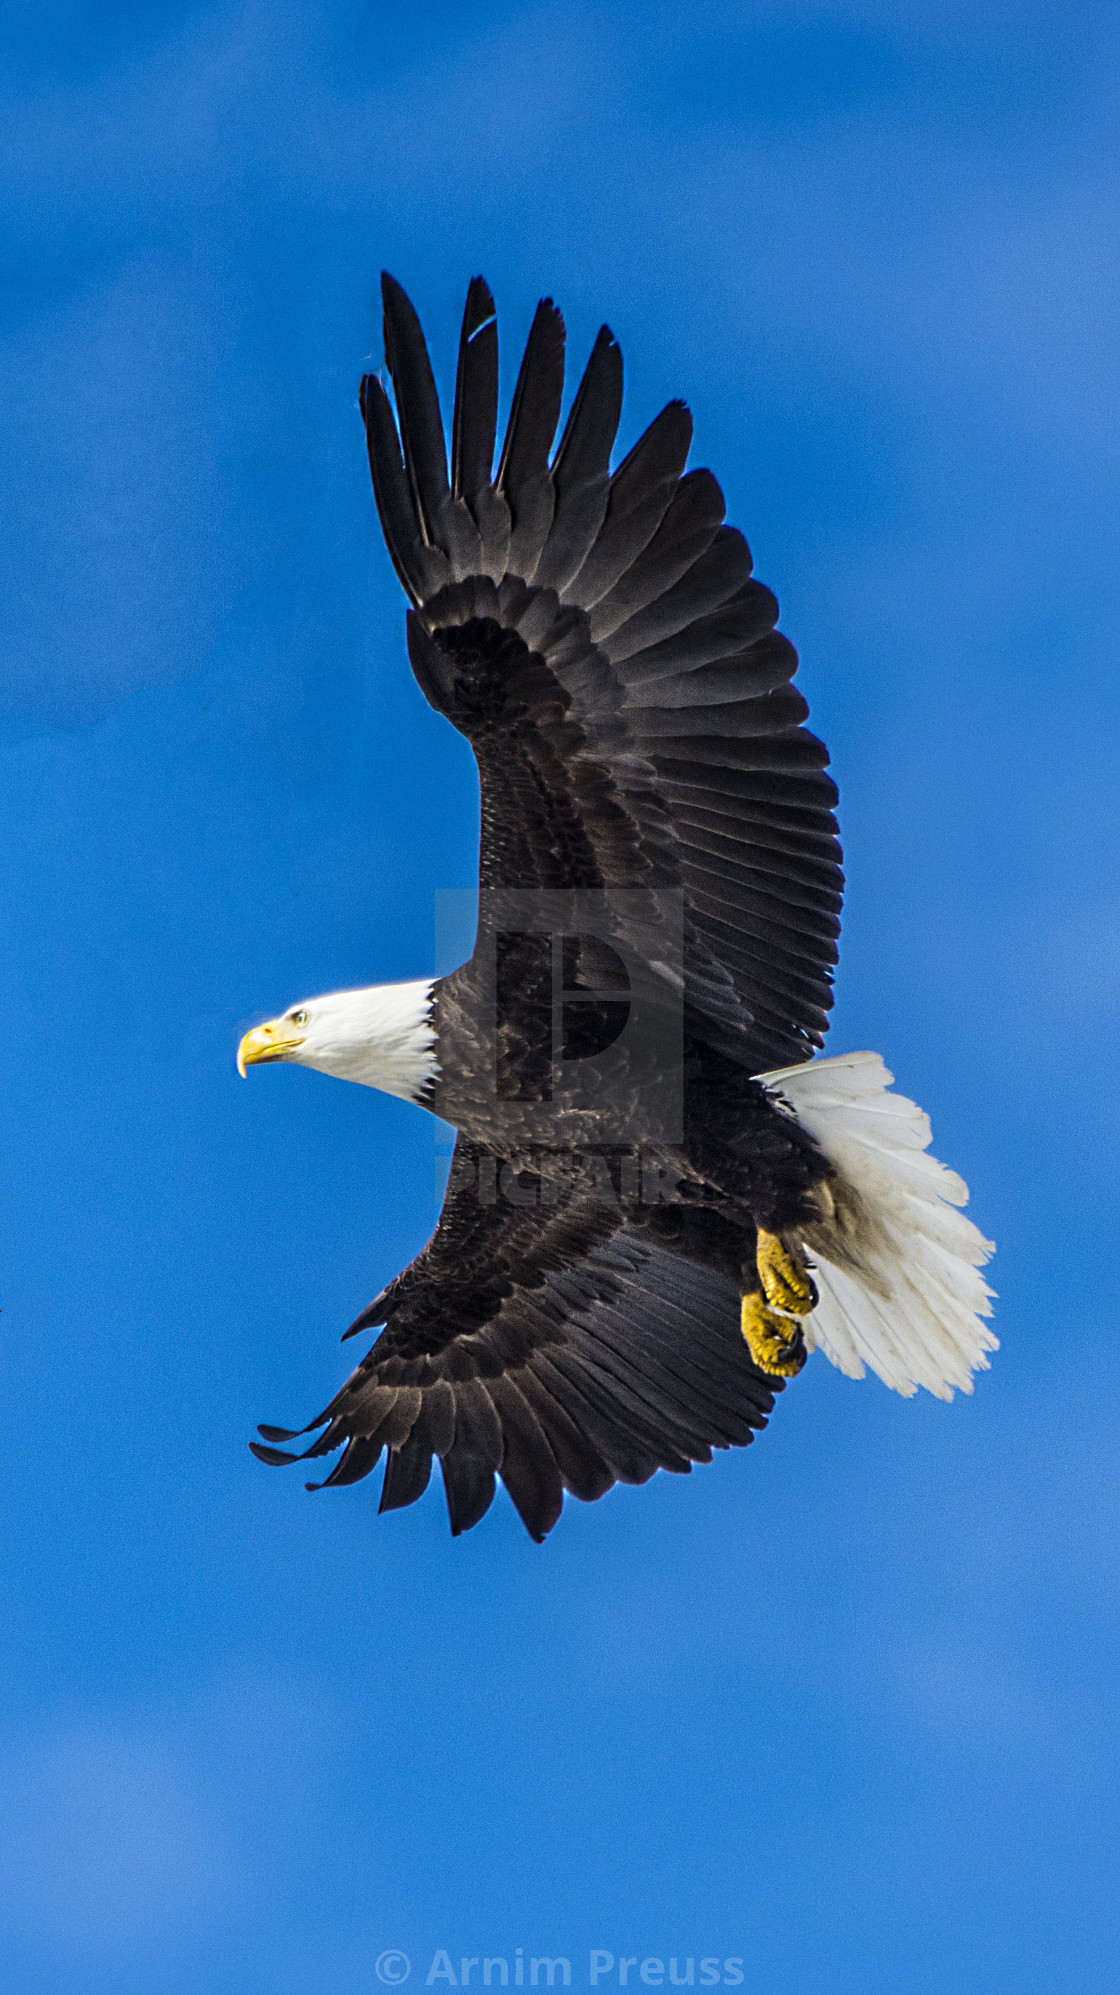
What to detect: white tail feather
<box><xmin>758</xmin><ymin>1051</ymin><xmax>997</xmax><ymax>1401</ymax></box>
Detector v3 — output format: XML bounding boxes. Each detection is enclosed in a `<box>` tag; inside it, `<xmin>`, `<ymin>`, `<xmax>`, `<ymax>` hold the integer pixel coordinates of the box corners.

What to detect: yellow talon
<box><xmin>756</xmin><ymin>1228</ymin><xmax>818</xmax><ymax>1316</ymax></box>
<box><xmin>740</xmin><ymin>1292</ymin><xmax>808</xmax><ymax>1379</ymax></box>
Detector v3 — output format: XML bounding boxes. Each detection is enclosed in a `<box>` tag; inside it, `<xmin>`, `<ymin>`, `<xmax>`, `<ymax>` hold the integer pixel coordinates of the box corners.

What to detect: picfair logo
<box><xmin>435</xmin><ymin>887</ymin><xmax>686</xmax><ymax>1145</ymax></box>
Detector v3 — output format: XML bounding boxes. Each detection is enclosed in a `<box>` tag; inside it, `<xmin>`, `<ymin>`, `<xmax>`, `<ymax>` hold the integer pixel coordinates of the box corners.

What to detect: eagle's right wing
<box><xmin>251</xmin><ymin>1136</ymin><xmax>781</xmax><ymax>1541</ymax></box>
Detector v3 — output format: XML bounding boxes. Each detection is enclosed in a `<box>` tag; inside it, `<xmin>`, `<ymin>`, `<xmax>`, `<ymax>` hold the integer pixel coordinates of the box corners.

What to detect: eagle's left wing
<box><xmin>363</xmin><ymin>273</ymin><xmax>843</xmax><ymax>1075</ymax></box>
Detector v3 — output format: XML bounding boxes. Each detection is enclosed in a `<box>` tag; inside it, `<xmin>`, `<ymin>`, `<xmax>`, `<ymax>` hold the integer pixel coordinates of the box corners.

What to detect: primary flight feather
<box><xmin>238</xmin><ymin>273</ymin><xmax>995</xmax><ymax>1542</ymax></box>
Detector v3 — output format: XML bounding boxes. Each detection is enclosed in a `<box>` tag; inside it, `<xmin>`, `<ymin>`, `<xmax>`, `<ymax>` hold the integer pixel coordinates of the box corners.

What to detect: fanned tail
<box><xmin>760</xmin><ymin>1051</ymin><xmax>997</xmax><ymax>1401</ymax></box>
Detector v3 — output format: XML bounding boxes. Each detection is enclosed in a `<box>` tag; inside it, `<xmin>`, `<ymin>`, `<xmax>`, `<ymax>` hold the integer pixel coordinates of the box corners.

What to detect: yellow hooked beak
<box><xmin>237</xmin><ymin>1018</ymin><xmax>306</xmax><ymax>1077</ymax></box>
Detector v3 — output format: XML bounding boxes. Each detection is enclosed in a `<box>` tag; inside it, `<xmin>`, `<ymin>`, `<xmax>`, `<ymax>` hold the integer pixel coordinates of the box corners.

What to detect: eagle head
<box><xmin>237</xmin><ymin>979</ymin><xmax>438</xmax><ymax>1103</ymax></box>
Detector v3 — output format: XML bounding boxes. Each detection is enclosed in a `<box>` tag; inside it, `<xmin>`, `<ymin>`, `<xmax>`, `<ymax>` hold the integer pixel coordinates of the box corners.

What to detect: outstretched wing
<box><xmin>252</xmin><ymin>1138</ymin><xmax>781</xmax><ymax>1541</ymax></box>
<box><xmin>363</xmin><ymin>273</ymin><xmax>843</xmax><ymax>1073</ymax></box>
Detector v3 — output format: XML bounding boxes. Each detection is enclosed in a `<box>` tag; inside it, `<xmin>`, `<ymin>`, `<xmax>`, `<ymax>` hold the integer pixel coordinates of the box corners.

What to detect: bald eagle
<box><xmin>238</xmin><ymin>275</ymin><xmax>995</xmax><ymax>1541</ymax></box>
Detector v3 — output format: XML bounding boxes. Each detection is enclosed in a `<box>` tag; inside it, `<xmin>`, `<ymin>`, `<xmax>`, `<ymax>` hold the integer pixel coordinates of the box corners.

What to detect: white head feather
<box><xmin>241</xmin><ymin>980</ymin><xmax>438</xmax><ymax>1102</ymax></box>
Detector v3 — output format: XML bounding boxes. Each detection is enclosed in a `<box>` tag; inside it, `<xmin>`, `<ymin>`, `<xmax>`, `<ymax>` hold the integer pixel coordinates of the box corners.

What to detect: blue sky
<box><xmin>2</xmin><ymin>3</ymin><xmax>1119</xmax><ymax>1990</ymax></box>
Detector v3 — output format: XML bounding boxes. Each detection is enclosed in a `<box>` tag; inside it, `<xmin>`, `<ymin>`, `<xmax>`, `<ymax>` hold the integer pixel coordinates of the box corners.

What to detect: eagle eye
<box><xmin>291</xmin><ymin>1009</ymin><xmax>308</xmax><ymax>1026</ymax></box>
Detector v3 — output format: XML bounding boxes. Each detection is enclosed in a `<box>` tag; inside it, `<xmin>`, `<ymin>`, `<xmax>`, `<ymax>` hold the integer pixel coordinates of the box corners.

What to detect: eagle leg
<box><xmin>755</xmin><ymin>1228</ymin><xmax>819</xmax><ymax>1317</ymax></box>
<box><xmin>739</xmin><ymin>1292</ymin><xmax>808</xmax><ymax>1378</ymax></box>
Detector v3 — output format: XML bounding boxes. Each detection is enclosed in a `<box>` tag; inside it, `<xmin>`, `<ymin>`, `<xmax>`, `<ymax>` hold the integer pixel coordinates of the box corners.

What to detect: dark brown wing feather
<box><xmin>361</xmin><ymin>272</ymin><xmax>842</xmax><ymax>1074</ymax></box>
<box><xmin>252</xmin><ymin>1139</ymin><xmax>780</xmax><ymax>1541</ymax></box>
